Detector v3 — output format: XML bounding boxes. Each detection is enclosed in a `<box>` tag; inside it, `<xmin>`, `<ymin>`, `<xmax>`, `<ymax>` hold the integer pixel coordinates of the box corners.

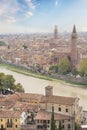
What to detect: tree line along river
<box><xmin>0</xmin><ymin>68</ymin><xmax>87</xmax><ymax>110</ymax></box>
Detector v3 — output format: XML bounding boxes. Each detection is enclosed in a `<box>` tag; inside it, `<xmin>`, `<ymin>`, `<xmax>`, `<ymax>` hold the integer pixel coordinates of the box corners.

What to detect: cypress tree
<box><xmin>59</xmin><ymin>121</ymin><xmax>62</xmax><ymax>130</ymax></box>
<box><xmin>51</xmin><ymin>105</ymin><xmax>55</xmax><ymax>130</ymax></box>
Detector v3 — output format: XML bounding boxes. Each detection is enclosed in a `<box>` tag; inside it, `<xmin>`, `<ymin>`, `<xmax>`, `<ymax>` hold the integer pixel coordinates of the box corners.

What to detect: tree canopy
<box><xmin>59</xmin><ymin>58</ymin><xmax>71</xmax><ymax>74</ymax></box>
<box><xmin>49</xmin><ymin>64</ymin><xmax>58</xmax><ymax>73</ymax></box>
<box><xmin>71</xmin><ymin>68</ymin><xmax>78</xmax><ymax>77</ymax></box>
<box><xmin>79</xmin><ymin>59</ymin><xmax>87</xmax><ymax>77</ymax></box>
<box><xmin>22</xmin><ymin>44</ymin><xmax>28</xmax><ymax>49</ymax></box>
<box><xmin>15</xmin><ymin>83</ymin><xmax>25</xmax><ymax>93</ymax></box>
<box><xmin>0</xmin><ymin>41</ymin><xmax>6</xmax><ymax>46</ymax></box>
<box><xmin>0</xmin><ymin>73</ymin><xmax>25</xmax><ymax>93</ymax></box>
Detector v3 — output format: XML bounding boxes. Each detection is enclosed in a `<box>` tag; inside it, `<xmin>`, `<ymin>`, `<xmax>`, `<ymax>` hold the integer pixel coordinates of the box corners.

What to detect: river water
<box><xmin>0</xmin><ymin>68</ymin><xmax>87</xmax><ymax>110</ymax></box>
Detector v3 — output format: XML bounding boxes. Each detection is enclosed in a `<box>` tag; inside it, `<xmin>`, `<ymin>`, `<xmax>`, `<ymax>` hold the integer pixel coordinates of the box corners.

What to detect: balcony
<box><xmin>6</xmin><ymin>123</ymin><xmax>13</xmax><ymax>128</ymax></box>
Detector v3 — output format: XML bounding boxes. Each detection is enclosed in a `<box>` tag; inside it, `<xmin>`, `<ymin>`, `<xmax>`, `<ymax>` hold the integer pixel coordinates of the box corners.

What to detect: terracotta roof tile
<box><xmin>13</xmin><ymin>101</ymin><xmax>38</xmax><ymax>112</ymax></box>
<box><xmin>40</xmin><ymin>95</ymin><xmax>76</xmax><ymax>105</ymax></box>
<box><xmin>0</xmin><ymin>110</ymin><xmax>22</xmax><ymax>118</ymax></box>
<box><xmin>0</xmin><ymin>101</ymin><xmax>15</xmax><ymax>109</ymax></box>
<box><xmin>17</xmin><ymin>93</ymin><xmax>43</xmax><ymax>100</ymax></box>
<box><xmin>35</xmin><ymin>110</ymin><xmax>73</xmax><ymax>120</ymax></box>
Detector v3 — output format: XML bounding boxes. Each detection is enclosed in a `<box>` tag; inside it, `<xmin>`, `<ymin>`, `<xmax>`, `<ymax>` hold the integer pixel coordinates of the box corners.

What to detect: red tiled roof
<box><xmin>0</xmin><ymin>110</ymin><xmax>22</xmax><ymax>118</ymax></box>
<box><xmin>40</xmin><ymin>95</ymin><xmax>76</xmax><ymax>105</ymax></box>
<box><xmin>17</xmin><ymin>93</ymin><xmax>43</xmax><ymax>100</ymax></box>
<box><xmin>13</xmin><ymin>101</ymin><xmax>39</xmax><ymax>112</ymax></box>
<box><xmin>35</xmin><ymin>110</ymin><xmax>73</xmax><ymax>120</ymax></box>
<box><xmin>0</xmin><ymin>100</ymin><xmax>15</xmax><ymax>109</ymax></box>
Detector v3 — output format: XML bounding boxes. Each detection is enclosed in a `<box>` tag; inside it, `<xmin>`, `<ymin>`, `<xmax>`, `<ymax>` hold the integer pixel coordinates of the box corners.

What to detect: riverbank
<box><xmin>0</xmin><ymin>62</ymin><xmax>87</xmax><ymax>87</ymax></box>
<box><xmin>0</xmin><ymin>67</ymin><xmax>87</xmax><ymax>110</ymax></box>
<box><xmin>0</xmin><ymin>62</ymin><xmax>61</xmax><ymax>81</ymax></box>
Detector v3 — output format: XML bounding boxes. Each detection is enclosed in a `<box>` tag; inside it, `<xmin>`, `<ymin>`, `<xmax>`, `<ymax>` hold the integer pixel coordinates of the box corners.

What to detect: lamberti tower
<box><xmin>71</xmin><ymin>25</ymin><xmax>78</xmax><ymax>68</ymax></box>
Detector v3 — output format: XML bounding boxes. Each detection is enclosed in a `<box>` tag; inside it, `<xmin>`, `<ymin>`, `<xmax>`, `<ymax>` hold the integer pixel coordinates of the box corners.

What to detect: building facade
<box><xmin>0</xmin><ymin>86</ymin><xmax>84</xmax><ymax>130</ymax></box>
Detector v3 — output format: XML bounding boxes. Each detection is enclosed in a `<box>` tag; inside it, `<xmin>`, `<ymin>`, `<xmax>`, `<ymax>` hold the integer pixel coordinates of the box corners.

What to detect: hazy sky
<box><xmin>0</xmin><ymin>0</ymin><xmax>87</xmax><ymax>33</ymax></box>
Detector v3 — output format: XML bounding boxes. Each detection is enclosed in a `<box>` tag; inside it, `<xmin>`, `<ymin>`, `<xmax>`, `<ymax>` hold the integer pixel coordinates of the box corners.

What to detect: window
<box><xmin>48</xmin><ymin>120</ymin><xmax>50</xmax><ymax>124</ymax></box>
<box><xmin>37</xmin><ymin>125</ymin><xmax>39</xmax><ymax>128</ymax></box>
<box><xmin>1</xmin><ymin>119</ymin><xmax>3</xmax><ymax>122</ymax></box>
<box><xmin>58</xmin><ymin>107</ymin><xmax>61</xmax><ymax>111</ymax></box>
<box><xmin>15</xmin><ymin>125</ymin><xmax>18</xmax><ymax>128</ymax></box>
<box><xmin>62</xmin><ymin>120</ymin><xmax>64</xmax><ymax>123</ymax></box>
<box><xmin>15</xmin><ymin>119</ymin><xmax>17</xmax><ymax>122</ymax></box>
<box><xmin>62</xmin><ymin>125</ymin><xmax>64</xmax><ymax>129</ymax></box>
<box><xmin>37</xmin><ymin>125</ymin><xmax>42</xmax><ymax>129</ymax></box>
<box><xmin>68</xmin><ymin>124</ymin><xmax>71</xmax><ymax>128</ymax></box>
<box><xmin>48</xmin><ymin>125</ymin><xmax>49</xmax><ymax>128</ymax></box>
<box><xmin>1</xmin><ymin>124</ymin><xmax>3</xmax><ymax>129</ymax></box>
<box><xmin>66</xmin><ymin>108</ymin><xmax>68</xmax><ymax>112</ymax></box>
<box><xmin>40</xmin><ymin>120</ymin><xmax>42</xmax><ymax>123</ymax></box>
<box><xmin>37</xmin><ymin>120</ymin><xmax>39</xmax><ymax>123</ymax></box>
<box><xmin>7</xmin><ymin>119</ymin><xmax>12</xmax><ymax>128</ymax></box>
<box><xmin>43</xmin><ymin>120</ymin><xmax>46</xmax><ymax>123</ymax></box>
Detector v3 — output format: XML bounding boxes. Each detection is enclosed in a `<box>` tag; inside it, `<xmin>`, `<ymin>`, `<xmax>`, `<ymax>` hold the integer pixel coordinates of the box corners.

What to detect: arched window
<box><xmin>58</xmin><ymin>107</ymin><xmax>61</xmax><ymax>111</ymax></box>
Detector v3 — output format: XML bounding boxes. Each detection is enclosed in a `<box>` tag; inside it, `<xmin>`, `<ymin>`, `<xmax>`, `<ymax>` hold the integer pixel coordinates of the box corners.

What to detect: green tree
<box><xmin>59</xmin><ymin>121</ymin><xmax>62</xmax><ymax>130</ymax></box>
<box><xmin>49</xmin><ymin>64</ymin><xmax>58</xmax><ymax>73</ymax></box>
<box><xmin>2</xmin><ymin>74</ymin><xmax>15</xmax><ymax>90</ymax></box>
<box><xmin>0</xmin><ymin>73</ymin><xmax>25</xmax><ymax>93</ymax></box>
<box><xmin>0</xmin><ymin>73</ymin><xmax>5</xmax><ymax>91</ymax></box>
<box><xmin>74</xmin><ymin>122</ymin><xmax>79</xmax><ymax>130</ymax></box>
<box><xmin>51</xmin><ymin>105</ymin><xmax>55</xmax><ymax>130</ymax></box>
<box><xmin>72</xmin><ymin>68</ymin><xmax>78</xmax><ymax>77</ymax></box>
<box><xmin>59</xmin><ymin>58</ymin><xmax>71</xmax><ymax>74</ymax></box>
<box><xmin>22</xmin><ymin>44</ymin><xmax>28</xmax><ymax>49</ymax></box>
<box><xmin>79</xmin><ymin>59</ymin><xmax>87</xmax><ymax>77</ymax></box>
<box><xmin>0</xmin><ymin>41</ymin><xmax>6</xmax><ymax>46</ymax></box>
<box><xmin>15</xmin><ymin>83</ymin><xmax>25</xmax><ymax>92</ymax></box>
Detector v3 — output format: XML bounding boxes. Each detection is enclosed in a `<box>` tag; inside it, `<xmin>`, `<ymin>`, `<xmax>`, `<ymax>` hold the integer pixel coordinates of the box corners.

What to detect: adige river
<box><xmin>0</xmin><ymin>68</ymin><xmax>87</xmax><ymax>110</ymax></box>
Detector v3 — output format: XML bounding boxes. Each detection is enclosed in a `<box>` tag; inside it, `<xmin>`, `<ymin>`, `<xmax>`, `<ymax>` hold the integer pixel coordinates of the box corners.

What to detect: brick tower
<box><xmin>71</xmin><ymin>25</ymin><xmax>78</xmax><ymax>68</ymax></box>
<box><xmin>54</xmin><ymin>25</ymin><xmax>58</xmax><ymax>39</ymax></box>
<box><xmin>45</xmin><ymin>86</ymin><xmax>53</xmax><ymax>96</ymax></box>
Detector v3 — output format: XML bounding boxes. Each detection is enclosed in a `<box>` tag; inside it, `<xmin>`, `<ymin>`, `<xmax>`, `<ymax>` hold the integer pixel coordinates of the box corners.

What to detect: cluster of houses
<box><xmin>0</xmin><ymin>86</ymin><xmax>86</xmax><ymax>130</ymax></box>
<box><xmin>0</xmin><ymin>25</ymin><xmax>87</xmax><ymax>72</ymax></box>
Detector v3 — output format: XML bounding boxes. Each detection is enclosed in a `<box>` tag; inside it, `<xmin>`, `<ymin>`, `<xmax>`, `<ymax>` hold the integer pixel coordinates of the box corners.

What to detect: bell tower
<box><xmin>45</xmin><ymin>86</ymin><xmax>53</xmax><ymax>96</ymax></box>
<box><xmin>54</xmin><ymin>25</ymin><xmax>58</xmax><ymax>39</ymax></box>
<box><xmin>71</xmin><ymin>25</ymin><xmax>78</xmax><ymax>68</ymax></box>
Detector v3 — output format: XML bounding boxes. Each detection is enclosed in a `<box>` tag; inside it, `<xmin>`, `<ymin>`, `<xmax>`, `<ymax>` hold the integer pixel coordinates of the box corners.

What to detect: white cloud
<box><xmin>26</xmin><ymin>11</ymin><xmax>33</xmax><ymax>17</ymax></box>
<box><xmin>55</xmin><ymin>0</ymin><xmax>63</xmax><ymax>7</ymax></box>
<box><xmin>0</xmin><ymin>0</ymin><xmax>19</xmax><ymax>16</ymax></box>
<box><xmin>0</xmin><ymin>0</ymin><xmax>37</xmax><ymax>23</ymax></box>
<box><xmin>0</xmin><ymin>0</ymin><xmax>19</xmax><ymax>24</ymax></box>
<box><xmin>6</xmin><ymin>16</ymin><xmax>17</xmax><ymax>24</ymax></box>
<box><xmin>25</xmin><ymin>0</ymin><xmax>36</xmax><ymax>10</ymax></box>
<box><xmin>55</xmin><ymin>0</ymin><xmax>58</xmax><ymax>6</ymax></box>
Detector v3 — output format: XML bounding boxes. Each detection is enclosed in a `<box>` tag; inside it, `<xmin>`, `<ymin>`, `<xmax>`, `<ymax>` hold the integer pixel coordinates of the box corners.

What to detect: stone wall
<box><xmin>51</xmin><ymin>74</ymin><xmax>87</xmax><ymax>85</ymax></box>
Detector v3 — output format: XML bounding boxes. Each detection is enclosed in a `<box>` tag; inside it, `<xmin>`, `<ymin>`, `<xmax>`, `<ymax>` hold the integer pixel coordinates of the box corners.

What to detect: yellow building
<box><xmin>0</xmin><ymin>110</ymin><xmax>22</xmax><ymax>130</ymax></box>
